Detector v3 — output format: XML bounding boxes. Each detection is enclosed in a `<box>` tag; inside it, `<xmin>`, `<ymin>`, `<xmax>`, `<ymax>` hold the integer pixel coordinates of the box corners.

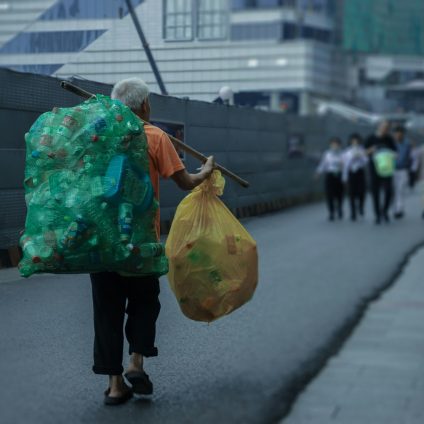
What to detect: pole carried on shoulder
<box><xmin>60</xmin><ymin>81</ymin><xmax>250</xmax><ymax>188</ymax></box>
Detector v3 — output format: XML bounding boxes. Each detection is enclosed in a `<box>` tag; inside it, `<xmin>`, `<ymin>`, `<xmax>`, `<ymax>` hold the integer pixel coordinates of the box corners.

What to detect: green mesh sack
<box><xmin>18</xmin><ymin>94</ymin><xmax>168</xmax><ymax>278</ymax></box>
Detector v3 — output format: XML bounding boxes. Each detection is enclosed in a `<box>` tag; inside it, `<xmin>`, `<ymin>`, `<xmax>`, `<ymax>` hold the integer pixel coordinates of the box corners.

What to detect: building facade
<box><xmin>0</xmin><ymin>0</ymin><xmax>348</xmax><ymax>114</ymax></box>
<box><xmin>342</xmin><ymin>0</ymin><xmax>424</xmax><ymax>113</ymax></box>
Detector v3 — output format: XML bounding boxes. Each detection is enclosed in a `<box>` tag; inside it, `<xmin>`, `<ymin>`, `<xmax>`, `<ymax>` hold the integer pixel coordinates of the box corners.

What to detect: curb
<box><xmin>269</xmin><ymin>240</ymin><xmax>424</xmax><ymax>424</ymax></box>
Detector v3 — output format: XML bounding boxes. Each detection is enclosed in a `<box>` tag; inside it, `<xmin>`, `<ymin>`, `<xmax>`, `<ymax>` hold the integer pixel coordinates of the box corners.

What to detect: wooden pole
<box><xmin>60</xmin><ymin>81</ymin><xmax>250</xmax><ymax>188</ymax></box>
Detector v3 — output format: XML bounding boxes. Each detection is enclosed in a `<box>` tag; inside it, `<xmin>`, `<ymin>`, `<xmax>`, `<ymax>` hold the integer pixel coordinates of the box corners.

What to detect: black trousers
<box><xmin>325</xmin><ymin>173</ymin><xmax>344</xmax><ymax>218</ymax></box>
<box><xmin>409</xmin><ymin>170</ymin><xmax>418</xmax><ymax>189</ymax></box>
<box><xmin>90</xmin><ymin>272</ymin><xmax>161</xmax><ymax>375</ymax></box>
<box><xmin>348</xmin><ymin>170</ymin><xmax>366</xmax><ymax>219</ymax></box>
<box><xmin>370</xmin><ymin>175</ymin><xmax>393</xmax><ymax>219</ymax></box>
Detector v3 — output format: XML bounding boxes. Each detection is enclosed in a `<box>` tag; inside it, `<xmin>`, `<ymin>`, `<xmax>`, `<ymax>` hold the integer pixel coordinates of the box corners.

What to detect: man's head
<box><xmin>393</xmin><ymin>125</ymin><xmax>406</xmax><ymax>142</ymax></box>
<box><xmin>376</xmin><ymin>120</ymin><xmax>391</xmax><ymax>137</ymax></box>
<box><xmin>329</xmin><ymin>137</ymin><xmax>342</xmax><ymax>151</ymax></box>
<box><xmin>349</xmin><ymin>133</ymin><xmax>362</xmax><ymax>147</ymax></box>
<box><xmin>111</xmin><ymin>78</ymin><xmax>151</xmax><ymax>121</ymax></box>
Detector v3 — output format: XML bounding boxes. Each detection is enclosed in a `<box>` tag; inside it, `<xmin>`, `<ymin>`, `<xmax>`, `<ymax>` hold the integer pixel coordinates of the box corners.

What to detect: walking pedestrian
<box><xmin>393</xmin><ymin>126</ymin><xmax>411</xmax><ymax>219</ymax></box>
<box><xmin>365</xmin><ymin>121</ymin><xmax>397</xmax><ymax>224</ymax></box>
<box><xmin>316</xmin><ymin>137</ymin><xmax>344</xmax><ymax>221</ymax></box>
<box><xmin>91</xmin><ymin>78</ymin><xmax>214</xmax><ymax>405</ymax></box>
<box><xmin>409</xmin><ymin>140</ymin><xmax>421</xmax><ymax>190</ymax></box>
<box><xmin>343</xmin><ymin>133</ymin><xmax>368</xmax><ymax>221</ymax></box>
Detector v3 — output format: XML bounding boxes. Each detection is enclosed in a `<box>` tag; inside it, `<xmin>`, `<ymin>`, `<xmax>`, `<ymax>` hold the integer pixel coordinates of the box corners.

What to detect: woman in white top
<box><xmin>316</xmin><ymin>137</ymin><xmax>345</xmax><ymax>221</ymax></box>
<box><xmin>343</xmin><ymin>133</ymin><xmax>368</xmax><ymax>221</ymax></box>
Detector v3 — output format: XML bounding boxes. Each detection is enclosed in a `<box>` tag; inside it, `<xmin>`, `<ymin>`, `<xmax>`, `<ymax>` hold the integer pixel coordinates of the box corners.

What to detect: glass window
<box><xmin>231</xmin><ymin>0</ymin><xmax>296</xmax><ymax>10</ymax></box>
<box><xmin>40</xmin><ymin>0</ymin><xmax>145</xmax><ymax>21</ymax></box>
<box><xmin>231</xmin><ymin>22</ymin><xmax>282</xmax><ymax>40</ymax></box>
<box><xmin>164</xmin><ymin>0</ymin><xmax>193</xmax><ymax>41</ymax></box>
<box><xmin>197</xmin><ymin>0</ymin><xmax>228</xmax><ymax>40</ymax></box>
<box><xmin>0</xmin><ymin>30</ymin><xmax>106</xmax><ymax>54</ymax></box>
<box><xmin>0</xmin><ymin>64</ymin><xmax>62</xmax><ymax>76</ymax></box>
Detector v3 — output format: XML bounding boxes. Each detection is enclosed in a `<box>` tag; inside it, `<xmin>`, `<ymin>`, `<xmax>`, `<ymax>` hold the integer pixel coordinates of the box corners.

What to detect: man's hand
<box><xmin>366</xmin><ymin>146</ymin><xmax>376</xmax><ymax>155</ymax></box>
<box><xmin>202</xmin><ymin>156</ymin><xmax>215</xmax><ymax>178</ymax></box>
<box><xmin>171</xmin><ymin>155</ymin><xmax>215</xmax><ymax>191</ymax></box>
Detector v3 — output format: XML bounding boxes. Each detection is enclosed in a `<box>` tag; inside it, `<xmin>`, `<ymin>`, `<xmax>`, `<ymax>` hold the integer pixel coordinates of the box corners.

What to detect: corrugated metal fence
<box><xmin>0</xmin><ymin>68</ymin><xmax>373</xmax><ymax>249</ymax></box>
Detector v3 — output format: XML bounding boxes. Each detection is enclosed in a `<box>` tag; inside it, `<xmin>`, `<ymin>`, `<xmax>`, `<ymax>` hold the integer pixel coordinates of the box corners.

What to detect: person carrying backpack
<box><xmin>91</xmin><ymin>78</ymin><xmax>214</xmax><ymax>405</ymax></box>
<box><xmin>365</xmin><ymin>121</ymin><xmax>397</xmax><ymax>224</ymax></box>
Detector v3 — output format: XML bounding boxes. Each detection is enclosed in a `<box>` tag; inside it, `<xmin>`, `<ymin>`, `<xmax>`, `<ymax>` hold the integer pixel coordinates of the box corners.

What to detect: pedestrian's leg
<box><xmin>358</xmin><ymin>171</ymin><xmax>366</xmax><ymax>216</ymax></box>
<box><xmin>337</xmin><ymin>177</ymin><xmax>344</xmax><ymax>219</ymax></box>
<box><xmin>125</xmin><ymin>276</ymin><xmax>161</xmax><ymax>363</ymax></box>
<box><xmin>349</xmin><ymin>174</ymin><xmax>357</xmax><ymax>221</ymax></box>
<box><xmin>91</xmin><ymin>272</ymin><xmax>131</xmax><ymax>398</ymax></box>
<box><xmin>383</xmin><ymin>177</ymin><xmax>394</xmax><ymax>221</ymax></box>
<box><xmin>325</xmin><ymin>175</ymin><xmax>335</xmax><ymax>220</ymax></box>
<box><xmin>371</xmin><ymin>176</ymin><xmax>381</xmax><ymax>223</ymax></box>
<box><xmin>393</xmin><ymin>170</ymin><xmax>402</xmax><ymax>215</ymax></box>
<box><xmin>398</xmin><ymin>170</ymin><xmax>408</xmax><ymax>215</ymax></box>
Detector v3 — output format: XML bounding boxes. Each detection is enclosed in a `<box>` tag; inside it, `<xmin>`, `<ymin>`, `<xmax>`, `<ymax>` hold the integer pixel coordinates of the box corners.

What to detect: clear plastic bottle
<box><xmin>59</xmin><ymin>215</ymin><xmax>88</xmax><ymax>250</ymax></box>
<box><xmin>118</xmin><ymin>202</ymin><xmax>133</xmax><ymax>243</ymax></box>
<box><xmin>139</xmin><ymin>243</ymin><xmax>165</xmax><ymax>258</ymax></box>
<box><xmin>22</xmin><ymin>237</ymin><xmax>53</xmax><ymax>263</ymax></box>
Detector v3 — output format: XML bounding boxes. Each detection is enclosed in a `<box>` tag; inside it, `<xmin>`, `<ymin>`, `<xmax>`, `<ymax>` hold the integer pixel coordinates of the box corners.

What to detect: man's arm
<box><xmin>171</xmin><ymin>156</ymin><xmax>215</xmax><ymax>191</ymax></box>
<box><xmin>365</xmin><ymin>135</ymin><xmax>376</xmax><ymax>155</ymax></box>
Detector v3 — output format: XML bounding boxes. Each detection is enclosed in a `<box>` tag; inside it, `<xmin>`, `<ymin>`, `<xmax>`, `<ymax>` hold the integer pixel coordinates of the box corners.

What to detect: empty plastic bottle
<box><xmin>118</xmin><ymin>202</ymin><xmax>133</xmax><ymax>243</ymax></box>
<box><xmin>139</xmin><ymin>243</ymin><xmax>165</xmax><ymax>258</ymax></box>
<box><xmin>60</xmin><ymin>215</ymin><xmax>89</xmax><ymax>250</ymax></box>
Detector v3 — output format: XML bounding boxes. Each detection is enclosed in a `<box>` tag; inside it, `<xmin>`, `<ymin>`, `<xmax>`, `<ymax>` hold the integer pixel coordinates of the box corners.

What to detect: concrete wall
<box><xmin>0</xmin><ymin>68</ymin><xmax>372</xmax><ymax>248</ymax></box>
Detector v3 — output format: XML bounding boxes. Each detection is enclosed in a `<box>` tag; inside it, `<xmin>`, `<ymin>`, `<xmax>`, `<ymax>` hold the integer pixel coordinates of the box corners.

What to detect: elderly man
<box><xmin>90</xmin><ymin>78</ymin><xmax>214</xmax><ymax>405</ymax></box>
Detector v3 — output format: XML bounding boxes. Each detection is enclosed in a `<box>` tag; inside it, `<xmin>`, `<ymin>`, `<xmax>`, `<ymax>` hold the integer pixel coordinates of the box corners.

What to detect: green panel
<box><xmin>343</xmin><ymin>0</ymin><xmax>424</xmax><ymax>55</ymax></box>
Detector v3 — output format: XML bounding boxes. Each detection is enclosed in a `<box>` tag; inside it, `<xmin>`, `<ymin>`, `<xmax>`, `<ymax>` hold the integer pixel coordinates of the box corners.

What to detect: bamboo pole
<box><xmin>60</xmin><ymin>81</ymin><xmax>249</xmax><ymax>188</ymax></box>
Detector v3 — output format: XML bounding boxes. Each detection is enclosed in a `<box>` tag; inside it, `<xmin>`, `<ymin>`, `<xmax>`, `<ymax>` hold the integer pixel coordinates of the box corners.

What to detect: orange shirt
<box><xmin>144</xmin><ymin>123</ymin><xmax>185</xmax><ymax>239</ymax></box>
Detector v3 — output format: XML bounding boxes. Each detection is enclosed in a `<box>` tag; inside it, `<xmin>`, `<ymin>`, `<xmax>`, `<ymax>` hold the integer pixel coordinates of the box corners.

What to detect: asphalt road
<box><xmin>1</xmin><ymin>191</ymin><xmax>424</xmax><ymax>424</ymax></box>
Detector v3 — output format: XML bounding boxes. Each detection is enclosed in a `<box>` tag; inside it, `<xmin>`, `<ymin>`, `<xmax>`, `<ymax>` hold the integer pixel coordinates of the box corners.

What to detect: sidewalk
<box><xmin>283</xmin><ymin>247</ymin><xmax>424</xmax><ymax>424</ymax></box>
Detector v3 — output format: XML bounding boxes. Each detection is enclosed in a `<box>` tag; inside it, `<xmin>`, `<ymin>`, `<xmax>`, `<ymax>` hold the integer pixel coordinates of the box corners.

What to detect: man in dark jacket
<box><xmin>365</xmin><ymin>120</ymin><xmax>397</xmax><ymax>224</ymax></box>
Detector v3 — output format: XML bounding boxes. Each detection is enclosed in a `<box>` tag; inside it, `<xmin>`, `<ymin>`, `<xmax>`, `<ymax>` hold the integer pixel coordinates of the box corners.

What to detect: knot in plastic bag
<box><xmin>195</xmin><ymin>170</ymin><xmax>225</xmax><ymax>196</ymax></box>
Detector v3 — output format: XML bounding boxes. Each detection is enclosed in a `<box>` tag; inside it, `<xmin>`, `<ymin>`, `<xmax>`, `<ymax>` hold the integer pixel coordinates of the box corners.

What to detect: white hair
<box><xmin>111</xmin><ymin>78</ymin><xmax>150</xmax><ymax>111</ymax></box>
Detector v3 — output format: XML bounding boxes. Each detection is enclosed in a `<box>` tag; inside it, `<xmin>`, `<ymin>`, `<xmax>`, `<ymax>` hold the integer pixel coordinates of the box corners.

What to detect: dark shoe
<box><xmin>351</xmin><ymin>214</ymin><xmax>357</xmax><ymax>222</ymax></box>
<box><xmin>104</xmin><ymin>388</ymin><xmax>133</xmax><ymax>406</ymax></box>
<box><xmin>394</xmin><ymin>212</ymin><xmax>404</xmax><ymax>219</ymax></box>
<box><xmin>383</xmin><ymin>213</ymin><xmax>390</xmax><ymax>223</ymax></box>
<box><xmin>375</xmin><ymin>217</ymin><xmax>381</xmax><ymax>225</ymax></box>
<box><xmin>124</xmin><ymin>371</ymin><xmax>153</xmax><ymax>395</ymax></box>
<box><xmin>338</xmin><ymin>211</ymin><xmax>343</xmax><ymax>220</ymax></box>
<box><xmin>328</xmin><ymin>215</ymin><xmax>334</xmax><ymax>222</ymax></box>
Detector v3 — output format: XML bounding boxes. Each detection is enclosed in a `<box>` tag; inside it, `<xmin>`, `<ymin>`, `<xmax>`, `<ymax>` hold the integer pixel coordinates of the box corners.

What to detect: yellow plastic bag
<box><xmin>166</xmin><ymin>171</ymin><xmax>258</xmax><ymax>322</ymax></box>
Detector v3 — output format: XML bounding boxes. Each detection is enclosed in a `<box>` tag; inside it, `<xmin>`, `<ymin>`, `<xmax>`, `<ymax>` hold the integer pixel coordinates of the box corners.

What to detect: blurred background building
<box><xmin>343</xmin><ymin>0</ymin><xmax>424</xmax><ymax>114</ymax></box>
<box><xmin>0</xmin><ymin>0</ymin><xmax>423</xmax><ymax>117</ymax></box>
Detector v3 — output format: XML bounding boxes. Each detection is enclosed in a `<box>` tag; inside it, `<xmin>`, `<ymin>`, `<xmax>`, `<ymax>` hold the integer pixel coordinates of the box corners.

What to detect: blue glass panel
<box><xmin>283</xmin><ymin>22</ymin><xmax>297</xmax><ymax>40</ymax></box>
<box><xmin>40</xmin><ymin>0</ymin><xmax>145</xmax><ymax>21</ymax></box>
<box><xmin>283</xmin><ymin>23</ymin><xmax>331</xmax><ymax>42</ymax></box>
<box><xmin>231</xmin><ymin>0</ymin><xmax>297</xmax><ymax>9</ymax></box>
<box><xmin>231</xmin><ymin>22</ymin><xmax>282</xmax><ymax>40</ymax></box>
<box><xmin>0</xmin><ymin>64</ymin><xmax>63</xmax><ymax>75</ymax></box>
<box><xmin>0</xmin><ymin>30</ymin><xmax>106</xmax><ymax>54</ymax></box>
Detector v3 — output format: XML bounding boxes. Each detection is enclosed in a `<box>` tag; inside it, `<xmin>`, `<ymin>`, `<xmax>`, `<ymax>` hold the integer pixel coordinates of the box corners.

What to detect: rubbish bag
<box><xmin>19</xmin><ymin>95</ymin><xmax>168</xmax><ymax>278</ymax></box>
<box><xmin>165</xmin><ymin>171</ymin><xmax>258</xmax><ymax>322</ymax></box>
<box><xmin>373</xmin><ymin>149</ymin><xmax>396</xmax><ymax>177</ymax></box>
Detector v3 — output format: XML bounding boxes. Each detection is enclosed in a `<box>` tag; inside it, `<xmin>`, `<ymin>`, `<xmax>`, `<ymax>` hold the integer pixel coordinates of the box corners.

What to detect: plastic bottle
<box><xmin>118</xmin><ymin>202</ymin><xmax>133</xmax><ymax>243</ymax></box>
<box><xmin>91</xmin><ymin>176</ymin><xmax>104</xmax><ymax>197</ymax></box>
<box><xmin>22</xmin><ymin>237</ymin><xmax>53</xmax><ymax>263</ymax></box>
<box><xmin>60</xmin><ymin>215</ymin><xmax>88</xmax><ymax>250</ymax></box>
<box><xmin>139</xmin><ymin>243</ymin><xmax>165</xmax><ymax>258</ymax></box>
